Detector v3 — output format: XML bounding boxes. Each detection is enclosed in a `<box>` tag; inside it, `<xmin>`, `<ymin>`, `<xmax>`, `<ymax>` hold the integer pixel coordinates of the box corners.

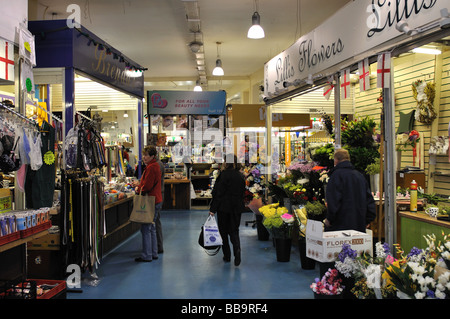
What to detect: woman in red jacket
<box><xmin>134</xmin><ymin>145</ymin><xmax>162</xmax><ymax>262</ymax></box>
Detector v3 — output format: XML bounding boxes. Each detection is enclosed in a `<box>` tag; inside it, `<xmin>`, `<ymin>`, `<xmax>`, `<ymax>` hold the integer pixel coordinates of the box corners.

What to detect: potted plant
<box><xmin>365</xmin><ymin>158</ymin><xmax>380</xmax><ymax>193</ymax></box>
<box><xmin>304</xmin><ymin>200</ymin><xmax>326</xmax><ymax>221</ymax></box>
<box><xmin>310</xmin><ymin>268</ymin><xmax>344</xmax><ymax>299</ymax></box>
<box><xmin>259</xmin><ymin>203</ymin><xmax>294</xmax><ymax>262</ymax></box>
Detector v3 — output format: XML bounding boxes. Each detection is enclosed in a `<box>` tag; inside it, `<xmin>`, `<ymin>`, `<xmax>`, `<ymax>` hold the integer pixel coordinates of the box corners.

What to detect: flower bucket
<box><xmin>298</xmin><ymin>237</ymin><xmax>315</xmax><ymax>270</ymax></box>
<box><xmin>255</xmin><ymin>214</ymin><xmax>269</xmax><ymax>241</ymax></box>
<box><xmin>275</xmin><ymin>238</ymin><xmax>291</xmax><ymax>262</ymax></box>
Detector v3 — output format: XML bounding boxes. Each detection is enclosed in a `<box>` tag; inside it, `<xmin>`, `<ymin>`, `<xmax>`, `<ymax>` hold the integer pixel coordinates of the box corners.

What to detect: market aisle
<box><xmin>67</xmin><ymin>210</ymin><xmax>318</xmax><ymax>299</ymax></box>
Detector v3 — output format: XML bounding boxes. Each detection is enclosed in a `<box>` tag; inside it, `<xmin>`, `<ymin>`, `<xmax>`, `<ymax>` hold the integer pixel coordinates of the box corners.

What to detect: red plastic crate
<box><xmin>27</xmin><ymin>279</ymin><xmax>67</xmax><ymax>299</ymax></box>
<box><xmin>19</xmin><ymin>220</ymin><xmax>52</xmax><ymax>239</ymax></box>
<box><xmin>0</xmin><ymin>231</ymin><xmax>21</xmax><ymax>246</ymax></box>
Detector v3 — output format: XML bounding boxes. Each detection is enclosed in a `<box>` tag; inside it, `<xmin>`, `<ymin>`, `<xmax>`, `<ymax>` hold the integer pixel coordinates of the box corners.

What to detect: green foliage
<box><xmin>311</xmin><ymin>143</ymin><xmax>334</xmax><ymax>168</ymax></box>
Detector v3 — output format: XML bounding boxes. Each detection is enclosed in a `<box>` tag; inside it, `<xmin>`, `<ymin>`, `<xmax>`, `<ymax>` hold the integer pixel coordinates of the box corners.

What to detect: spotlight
<box><xmin>396</xmin><ymin>20</ymin><xmax>418</xmax><ymax>36</ymax></box>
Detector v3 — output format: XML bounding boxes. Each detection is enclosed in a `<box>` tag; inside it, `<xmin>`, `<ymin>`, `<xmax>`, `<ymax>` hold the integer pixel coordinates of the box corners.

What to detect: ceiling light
<box><xmin>412</xmin><ymin>47</ymin><xmax>442</xmax><ymax>55</ymax></box>
<box><xmin>212</xmin><ymin>42</ymin><xmax>224</xmax><ymax>76</ymax></box>
<box><xmin>212</xmin><ymin>59</ymin><xmax>224</xmax><ymax>76</ymax></box>
<box><xmin>194</xmin><ymin>80</ymin><xmax>202</xmax><ymax>92</ymax></box>
<box><xmin>247</xmin><ymin>1</ymin><xmax>265</xmax><ymax>39</ymax></box>
<box><xmin>247</xmin><ymin>12</ymin><xmax>265</xmax><ymax>39</ymax></box>
<box><xmin>123</xmin><ymin>111</ymin><xmax>128</xmax><ymax>118</ymax></box>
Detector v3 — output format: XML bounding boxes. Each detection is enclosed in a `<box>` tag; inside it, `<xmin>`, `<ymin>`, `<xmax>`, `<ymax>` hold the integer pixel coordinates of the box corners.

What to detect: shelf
<box><xmin>0</xmin><ymin>229</ymin><xmax>50</xmax><ymax>253</ymax></box>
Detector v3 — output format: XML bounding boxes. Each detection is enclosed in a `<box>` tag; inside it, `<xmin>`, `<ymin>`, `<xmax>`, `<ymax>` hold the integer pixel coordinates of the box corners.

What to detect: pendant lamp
<box><xmin>247</xmin><ymin>1</ymin><xmax>265</xmax><ymax>39</ymax></box>
<box><xmin>194</xmin><ymin>80</ymin><xmax>203</xmax><ymax>91</ymax></box>
<box><xmin>212</xmin><ymin>42</ymin><xmax>224</xmax><ymax>76</ymax></box>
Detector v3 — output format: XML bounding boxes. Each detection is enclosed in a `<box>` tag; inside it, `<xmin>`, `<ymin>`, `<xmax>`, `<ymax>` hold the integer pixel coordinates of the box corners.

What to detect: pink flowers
<box><xmin>310</xmin><ymin>268</ymin><xmax>344</xmax><ymax>295</ymax></box>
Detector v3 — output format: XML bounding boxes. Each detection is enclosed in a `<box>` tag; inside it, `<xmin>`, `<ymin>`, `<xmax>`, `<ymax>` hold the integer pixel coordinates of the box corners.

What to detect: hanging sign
<box><xmin>285</xmin><ymin>132</ymin><xmax>291</xmax><ymax>168</ymax></box>
<box><xmin>264</xmin><ymin>0</ymin><xmax>445</xmax><ymax>97</ymax></box>
<box><xmin>147</xmin><ymin>90</ymin><xmax>226</xmax><ymax>115</ymax></box>
<box><xmin>230</xmin><ymin>104</ymin><xmax>310</xmax><ymax>128</ymax></box>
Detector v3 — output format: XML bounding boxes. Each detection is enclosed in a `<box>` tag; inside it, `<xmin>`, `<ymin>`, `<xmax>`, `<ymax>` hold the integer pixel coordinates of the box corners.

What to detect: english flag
<box><xmin>340</xmin><ymin>68</ymin><xmax>351</xmax><ymax>99</ymax></box>
<box><xmin>0</xmin><ymin>39</ymin><xmax>14</xmax><ymax>82</ymax></box>
<box><xmin>358</xmin><ymin>58</ymin><xmax>370</xmax><ymax>92</ymax></box>
<box><xmin>377</xmin><ymin>52</ymin><xmax>391</xmax><ymax>88</ymax></box>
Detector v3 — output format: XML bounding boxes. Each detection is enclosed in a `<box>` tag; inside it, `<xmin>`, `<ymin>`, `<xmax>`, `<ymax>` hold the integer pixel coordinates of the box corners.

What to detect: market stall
<box><xmin>262</xmin><ymin>0</ymin><xmax>450</xmax><ymax>250</ymax></box>
<box><xmin>27</xmin><ymin>19</ymin><xmax>145</xmax><ymax>276</ymax></box>
<box><xmin>147</xmin><ymin>90</ymin><xmax>226</xmax><ymax>209</ymax></box>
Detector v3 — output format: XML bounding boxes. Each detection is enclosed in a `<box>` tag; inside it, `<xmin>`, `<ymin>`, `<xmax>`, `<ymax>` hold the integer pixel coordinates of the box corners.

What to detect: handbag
<box><xmin>198</xmin><ymin>215</ymin><xmax>222</xmax><ymax>256</ymax></box>
<box><xmin>129</xmin><ymin>191</ymin><xmax>156</xmax><ymax>224</ymax></box>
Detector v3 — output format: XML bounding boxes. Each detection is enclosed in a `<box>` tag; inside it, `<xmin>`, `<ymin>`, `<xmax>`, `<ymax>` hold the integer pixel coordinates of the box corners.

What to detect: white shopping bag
<box><xmin>203</xmin><ymin>215</ymin><xmax>222</xmax><ymax>247</ymax></box>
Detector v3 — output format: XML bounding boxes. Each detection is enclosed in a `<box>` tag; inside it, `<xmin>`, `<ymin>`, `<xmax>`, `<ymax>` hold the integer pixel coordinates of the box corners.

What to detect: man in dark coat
<box><xmin>209</xmin><ymin>154</ymin><xmax>246</xmax><ymax>266</ymax></box>
<box><xmin>324</xmin><ymin>149</ymin><xmax>376</xmax><ymax>233</ymax></box>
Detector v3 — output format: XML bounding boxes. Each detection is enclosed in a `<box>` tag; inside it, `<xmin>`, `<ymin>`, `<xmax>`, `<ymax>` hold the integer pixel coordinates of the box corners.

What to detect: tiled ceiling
<box><xmin>28</xmin><ymin>0</ymin><xmax>351</xmax><ymax>96</ymax></box>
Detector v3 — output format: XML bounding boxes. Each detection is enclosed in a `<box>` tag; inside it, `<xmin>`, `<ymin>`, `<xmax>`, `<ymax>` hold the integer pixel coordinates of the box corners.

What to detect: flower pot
<box><xmin>298</xmin><ymin>237</ymin><xmax>315</xmax><ymax>270</ymax></box>
<box><xmin>313</xmin><ymin>292</ymin><xmax>343</xmax><ymax>299</ymax></box>
<box><xmin>274</xmin><ymin>238</ymin><xmax>291</xmax><ymax>262</ymax></box>
<box><xmin>370</xmin><ymin>174</ymin><xmax>380</xmax><ymax>193</ymax></box>
<box><xmin>255</xmin><ymin>214</ymin><xmax>270</xmax><ymax>241</ymax></box>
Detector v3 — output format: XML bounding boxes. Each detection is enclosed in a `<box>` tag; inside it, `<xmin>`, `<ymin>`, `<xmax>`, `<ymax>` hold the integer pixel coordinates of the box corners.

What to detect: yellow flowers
<box><xmin>259</xmin><ymin>203</ymin><xmax>289</xmax><ymax>229</ymax></box>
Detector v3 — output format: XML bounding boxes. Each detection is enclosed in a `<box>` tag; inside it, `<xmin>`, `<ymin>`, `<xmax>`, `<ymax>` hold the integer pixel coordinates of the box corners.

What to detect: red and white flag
<box><xmin>377</xmin><ymin>52</ymin><xmax>391</xmax><ymax>88</ymax></box>
<box><xmin>323</xmin><ymin>81</ymin><xmax>334</xmax><ymax>100</ymax></box>
<box><xmin>358</xmin><ymin>58</ymin><xmax>370</xmax><ymax>92</ymax></box>
<box><xmin>0</xmin><ymin>39</ymin><xmax>15</xmax><ymax>82</ymax></box>
<box><xmin>340</xmin><ymin>68</ymin><xmax>351</xmax><ymax>99</ymax></box>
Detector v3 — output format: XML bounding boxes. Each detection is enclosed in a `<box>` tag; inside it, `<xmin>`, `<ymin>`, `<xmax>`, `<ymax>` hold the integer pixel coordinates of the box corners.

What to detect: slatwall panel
<box><xmin>272</xmin><ymin>85</ymin><xmax>354</xmax><ymax>115</ymax></box>
<box><xmin>354</xmin><ymin>51</ymin><xmax>450</xmax><ymax>196</ymax></box>
<box><xmin>50</xmin><ymin>78</ymin><xmax>138</xmax><ymax>112</ymax></box>
<box><xmin>434</xmin><ymin>50</ymin><xmax>450</xmax><ymax>196</ymax></box>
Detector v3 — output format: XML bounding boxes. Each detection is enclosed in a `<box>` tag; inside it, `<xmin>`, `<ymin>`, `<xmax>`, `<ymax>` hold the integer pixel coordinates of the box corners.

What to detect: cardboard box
<box><xmin>306</xmin><ymin>220</ymin><xmax>373</xmax><ymax>263</ymax></box>
<box><xmin>27</xmin><ymin>233</ymin><xmax>60</xmax><ymax>250</ymax></box>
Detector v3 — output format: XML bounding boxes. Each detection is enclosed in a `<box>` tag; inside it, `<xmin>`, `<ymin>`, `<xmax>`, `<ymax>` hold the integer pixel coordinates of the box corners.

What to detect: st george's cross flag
<box><xmin>358</xmin><ymin>58</ymin><xmax>370</xmax><ymax>92</ymax></box>
<box><xmin>0</xmin><ymin>39</ymin><xmax>15</xmax><ymax>82</ymax></box>
<box><xmin>340</xmin><ymin>68</ymin><xmax>351</xmax><ymax>99</ymax></box>
<box><xmin>377</xmin><ymin>52</ymin><xmax>391</xmax><ymax>88</ymax></box>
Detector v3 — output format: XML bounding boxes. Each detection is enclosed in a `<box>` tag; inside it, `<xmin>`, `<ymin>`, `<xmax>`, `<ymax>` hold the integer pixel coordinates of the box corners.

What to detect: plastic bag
<box><xmin>203</xmin><ymin>215</ymin><xmax>222</xmax><ymax>247</ymax></box>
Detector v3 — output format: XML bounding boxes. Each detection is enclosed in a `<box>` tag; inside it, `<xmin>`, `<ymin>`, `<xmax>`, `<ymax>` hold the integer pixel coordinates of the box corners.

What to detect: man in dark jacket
<box><xmin>324</xmin><ymin>149</ymin><xmax>376</xmax><ymax>233</ymax></box>
<box><xmin>209</xmin><ymin>154</ymin><xmax>246</xmax><ymax>266</ymax></box>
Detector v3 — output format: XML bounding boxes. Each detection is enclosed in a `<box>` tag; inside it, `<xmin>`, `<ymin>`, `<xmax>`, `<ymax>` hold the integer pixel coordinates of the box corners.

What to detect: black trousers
<box><xmin>217</xmin><ymin>211</ymin><xmax>241</xmax><ymax>258</ymax></box>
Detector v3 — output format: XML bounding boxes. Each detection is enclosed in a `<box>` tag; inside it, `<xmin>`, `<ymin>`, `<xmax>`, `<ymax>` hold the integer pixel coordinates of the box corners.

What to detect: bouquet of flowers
<box><xmin>243</xmin><ymin>164</ymin><xmax>265</xmax><ymax>203</ymax></box>
<box><xmin>310</xmin><ymin>268</ymin><xmax>344</xmax><ymax>296</ymax></box>
<box><xmin>258</xmin><ymin>203</ymin><xmax>294</xmax><ymax>238</ymax></box>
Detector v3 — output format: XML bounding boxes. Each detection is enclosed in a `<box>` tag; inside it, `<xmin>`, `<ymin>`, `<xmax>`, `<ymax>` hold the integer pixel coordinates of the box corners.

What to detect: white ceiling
<box><xmin>28</xmin><ymin>0</ymin><xmax>352</xmax><ymax>97</ymax></box>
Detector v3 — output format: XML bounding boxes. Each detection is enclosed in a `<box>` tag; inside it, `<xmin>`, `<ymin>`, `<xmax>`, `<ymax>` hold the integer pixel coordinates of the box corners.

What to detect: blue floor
<box><xmin>67</xmin><ymin>209</ymin><xmax>318</xmax><ymax>300</ymax></box>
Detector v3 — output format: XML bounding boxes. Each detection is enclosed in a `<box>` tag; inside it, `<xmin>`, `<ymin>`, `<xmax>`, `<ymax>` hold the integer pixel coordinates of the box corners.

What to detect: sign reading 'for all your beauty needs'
<box><xmin>147</xmin><ymin>90</ymin><xmax>226</xmax><ymax>115</ymax></box>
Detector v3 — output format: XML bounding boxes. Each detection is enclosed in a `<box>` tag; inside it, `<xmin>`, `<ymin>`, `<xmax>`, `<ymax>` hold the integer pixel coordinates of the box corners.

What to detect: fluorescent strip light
<box><xmin>412</xmin><ymin>47</ymin><xmax>442</xmax><ymax>55</ymax></box>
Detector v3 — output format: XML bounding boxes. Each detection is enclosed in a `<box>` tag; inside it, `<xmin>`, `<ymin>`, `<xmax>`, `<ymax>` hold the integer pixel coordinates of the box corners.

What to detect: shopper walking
<box><xmin>133</xmin><ymin>145</ymin><xmax>163</xmax><ymax>262</ymax></box>
<box><xmin>324</xmin><ymin>148</ymin><xmax>376</xmax><ymax>232</ymax></box>
<box><xmin>209</xmin><ymin>154</ymin><xmax>246</xmax><ymax>266</ymax></box>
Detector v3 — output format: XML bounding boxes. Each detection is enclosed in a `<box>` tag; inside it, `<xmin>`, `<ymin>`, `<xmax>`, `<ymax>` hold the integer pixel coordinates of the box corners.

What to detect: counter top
<box><xmin>164</xmin><ymin>178</ymin><xmax>190</xmax><ymax>184</ymax></box>
<box><xmin>398</xmin><ymin>211</ymin><xmax>450</xmax><ymax>228</ymax></box>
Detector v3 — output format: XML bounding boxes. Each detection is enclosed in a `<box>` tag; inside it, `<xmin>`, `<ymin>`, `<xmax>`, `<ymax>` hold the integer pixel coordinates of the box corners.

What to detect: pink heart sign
<box><xmin>151</xmin><ymin>93</ymin><xmax>168</xmax><ymax>109</ymax></box>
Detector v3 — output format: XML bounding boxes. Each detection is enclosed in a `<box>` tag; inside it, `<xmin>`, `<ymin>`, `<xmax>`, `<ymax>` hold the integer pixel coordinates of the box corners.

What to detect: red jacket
<box><xmin>136</xmin><ymin>159</ymin><xmax>162</xmax><ymax>204</ymax></box>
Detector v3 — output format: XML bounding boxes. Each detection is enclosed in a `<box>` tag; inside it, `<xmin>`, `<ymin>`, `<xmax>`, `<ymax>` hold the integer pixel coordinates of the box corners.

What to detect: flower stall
<box><xmin>321</xmin><ymin>231</ymin><xmax>450</xmax><ymax>299</ymax></box>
